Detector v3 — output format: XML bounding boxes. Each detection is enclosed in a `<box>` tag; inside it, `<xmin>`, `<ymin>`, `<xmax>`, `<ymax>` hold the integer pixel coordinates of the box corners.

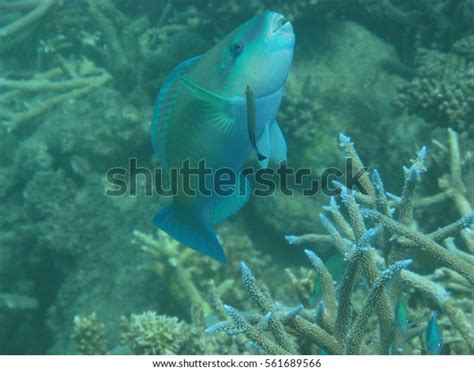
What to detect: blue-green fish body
<box><xmin>395</xmin><ymin>296</ymin><xmax>410</xmax><ymax>337</ymax></box>
<box><xmin>309</xmin><ymin>254</ymin><xmax>346</xmax><ymax>306</ymax></box>
<box><xmin>151</xmin><ymin>11</ymin><xmax>295</xmax><ymax>262</ymax></box>
<box><xmin>391</xmin><ymin>295</ymin><xmax>410</xmax><ymax>354</ymax></box>
<box><xmin>426</xmin><ymin>311</ymin><xmax>442</xmax><ymax>355</ymax></box>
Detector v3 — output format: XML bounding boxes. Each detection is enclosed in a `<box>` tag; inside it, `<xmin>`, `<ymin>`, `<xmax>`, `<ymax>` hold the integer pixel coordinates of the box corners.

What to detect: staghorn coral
<box><xmin>0</xmin><ymin>0</ymin><xmax>58</xmax><ymax>54</ymax></box>
<box><xmin>71</xmin><ymin>312</ymin><xmax>107</xmax><ymax>355</ymax></box>
<box><xmin>0</xmin><ymin>62</ymin><xmax>111</xmax><ymax>132</ymax></box>
<box><xmin>77</xmin><ymin>0</ymin><xmax>210</xmax><ymax>95</ymax></box>
<box><xmin>0</xmin><ymin>0</ymin><xmax>209</xmax><ymax>134</ymax></box>
<box><xmin>207</xmin><ymin>132</ymin><xmax>473</xmax><ymax>355</ymax></box>
<box><xmin>0</xmin><ymin>3</ymin><xmax>113</xmax><ymax>132</ymax></box>
<box><xmin>132</xmin><ymin>231</ymin><xmax>213</xmax><ymax>316</ymax></box>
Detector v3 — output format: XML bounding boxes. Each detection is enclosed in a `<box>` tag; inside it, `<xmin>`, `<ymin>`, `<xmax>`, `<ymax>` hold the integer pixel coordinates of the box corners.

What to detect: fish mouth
<box><xmin>279</xmin><ymin>20</ymin><xmax>293</xmax><ymax>34</ymax></box>
<box><xmin>271</xmin><ymin>14</ymin><xmax>294</xmax><ymax>37</ymax></box>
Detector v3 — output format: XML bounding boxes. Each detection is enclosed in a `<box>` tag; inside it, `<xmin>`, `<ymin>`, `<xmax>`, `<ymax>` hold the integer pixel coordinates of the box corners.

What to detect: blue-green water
<box><xmin>0</xmin><ymin>0</ymin><xmax>473</xmax><ymax>355</ymax></box>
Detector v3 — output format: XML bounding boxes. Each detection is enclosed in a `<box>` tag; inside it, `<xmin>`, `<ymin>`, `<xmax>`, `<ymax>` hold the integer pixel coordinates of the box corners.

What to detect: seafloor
<box><xmin>0</xmin><ymin>0</ymin><xmax>472</xmax><ymax>355</ymax></box>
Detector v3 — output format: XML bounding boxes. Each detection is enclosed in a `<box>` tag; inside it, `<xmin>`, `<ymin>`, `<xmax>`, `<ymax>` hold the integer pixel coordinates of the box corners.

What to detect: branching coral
<box><xmin>206</xmin><ymin>131</ymin><xmax>473</xmax><ymax>355</ymax></box>
<box><xmin>83</xmin><ymin>1</ymin><xmax>208</xmax><ymax>93</ymax></box>
<box><xmin>131</xmin><ymin>223</ymin><xmax>275</xmax><ymax>320</ymax></box>
<box><xmin>0</xmin><ymin>64</ymin><xmax>111</xmax><ymax>132</ymax></box>
<box><xmin>132</xmin><ymin>230</ymin><xmax>213</xmax><ymax>316</ymax></box>
<box><xmin>0</xmin><ymin>0</ymin><xmax>58</xmax><ymax>54</ymax></box>
<box><xmin>0</xmin><ymin>1</ymin><xmax>205</xmax><ymax>134</ymax></box>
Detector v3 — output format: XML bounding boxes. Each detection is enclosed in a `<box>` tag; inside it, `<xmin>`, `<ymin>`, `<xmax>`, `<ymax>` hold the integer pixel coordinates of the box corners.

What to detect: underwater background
<box><xmin>0</xmin><ymin>0</ymin><xmax>473</xmax><ymax>355</ymax></box>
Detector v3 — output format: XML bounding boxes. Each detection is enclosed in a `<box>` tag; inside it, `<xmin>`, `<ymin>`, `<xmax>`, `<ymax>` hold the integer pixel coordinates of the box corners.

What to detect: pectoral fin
<box><xmin>257</xmin><ymin>120</ymin><xmax>287</xmax><ymax>168</ymax></box>
<box><xmin>181</xmin><ymin>77</ymin><xmax>237</xmax><ymax>133</ymax></box>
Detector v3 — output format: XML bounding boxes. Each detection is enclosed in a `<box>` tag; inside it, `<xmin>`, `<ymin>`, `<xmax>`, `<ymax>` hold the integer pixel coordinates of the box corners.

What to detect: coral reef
<box><xmin>0</xmin><ymin>1</ymin><xmax>208</xmax><ymax>133</ymax></box>
<box><xmin>0</xmin><ymin>0</ymin><xmax>472</xmax><ymax>356</ymax></box>
<box><xmin>72</xmin><ymin>313</ymin><xmax>107</xmax><ymax>355</ymax></box>
<box><xmin>199</xmin><ymin>0</ymin><xmax>473</xmax><ymax>63</ymax></box>
<box><xmin>252</xmin><ymin>19</ymin><xmax>409</xmax><ymax>241</ymax></box>
<box><xmin>0</xmin><ymin>64</ymin><xmax>111</xmax><ymax>132</ymax></box>
<box><xmin>394</xmin><ymin>40</ymin><xmax>474</xmax><ymax>136</ymax></box>
<box><xmin>131</xmin><ymin>219</ymin><xmax>277</xmax><ymax>318</ymax></box>
<box><xmin>132</xmin><ymin>231</ymin><xmax>213</xmax><ymax>316</ymax></box>
<box><xmin>120</xmin><ymin>310</ymin><xmax>233</xmax><ymax>355</ymax></box>
<box><xmin>206</xmin><ymin>132</ymin><xmax>473</xmax><ymax>355</ymax></box>
<box><xmin>0</xmin><ymin>0</ymin><xmax>58</xmax><ymax>54</ymax></box>
<box><xmin>121</xmin><ymin>311</ymin><xmax>186</xmax><ymax>355</ymax></box>
<box><xmin>69</xmin><ymin>308</ymin><xmax>236</xmax><ymax>355</ymax></box>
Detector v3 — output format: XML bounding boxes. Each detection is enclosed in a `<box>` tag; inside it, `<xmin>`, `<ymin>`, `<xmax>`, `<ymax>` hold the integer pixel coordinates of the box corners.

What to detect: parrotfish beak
<box><xmin>268</xmin><ymin>13</ymin><xmax>295</xmax><ymax>46</ymax></box>
<box><xmin>271</xmin><ymin>14</ymin><xmax>293</xmax><ymax>34</ymax></box>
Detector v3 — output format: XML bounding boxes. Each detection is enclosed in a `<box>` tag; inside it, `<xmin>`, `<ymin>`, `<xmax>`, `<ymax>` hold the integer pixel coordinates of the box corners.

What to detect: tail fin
<box><xmin>153</xmin><ymin>202</ymin><xmax>226</xmax><ymax>263</ymax></box>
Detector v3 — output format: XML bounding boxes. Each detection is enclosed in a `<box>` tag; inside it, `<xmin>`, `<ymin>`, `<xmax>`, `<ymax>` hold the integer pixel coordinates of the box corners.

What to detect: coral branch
<box><xmin>288</xmin><ymin>315</ymin><xmax>342</xmax><ymax>355</ymax></box>
<box><xmin>363</xmin><ymin>210</ymin><xmax>474</xmax><ymax>284</ymax></box>
<box><xmin>345</xmin><ymin>259</ymin><xmax>412</xmax><ymax>354</ymax></box>
<box><xmin>401</xmin><ymin>270</ymin><xmax>474</xmax><ymax>351</ymax></box>
<box><xmin>338</xmin><ymin>133</ymin><xmax>374</xmax><ymax>197</ymax></box>
<box><xmin>240</xmin><ymin>262</ymin><xmax>298</xmax><ymax>353</ymax></box>
<box><xmin>0</xmin><ymin>0</ymin><xmax>56</xmax><ymax>37</ymax></box>
<box><xmin>335</xmin><ymin>246</ymin><xmax>368</xmax><ymax>344</ymax></box>
<box><xmin>304</xmin><ymin>250</ymin><xmax>337</xmax><ymax>331</ymax></box>
<box><xmin>396</xmin><ymin>147</ymin><xmax>426</xmax><ymax>226</ymax></box>
<box><xmin>0</xmin><ymin>0</ymin><xmax>57</xmax><ymax>53</ymax></box>
<box><xmin>285</xmin><ymin>234</ymin><xmax>334</xmax><ymax>247</ymax></box>
<box><xmin>132</xmin><ymin>230</ymin><xmax>212</xmax><ymax>316</ymax></box>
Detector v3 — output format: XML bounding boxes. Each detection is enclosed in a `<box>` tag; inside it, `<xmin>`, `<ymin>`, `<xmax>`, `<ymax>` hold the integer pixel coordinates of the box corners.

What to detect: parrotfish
<box><xmin>151</xmin><ymin>11</ymin><xmax>295</xmax><ymax>263</ymax></box>
<box><xmin>426</xmin><ymin>311</ymin><xmax>442</xmax><ymax>355</ymax></box>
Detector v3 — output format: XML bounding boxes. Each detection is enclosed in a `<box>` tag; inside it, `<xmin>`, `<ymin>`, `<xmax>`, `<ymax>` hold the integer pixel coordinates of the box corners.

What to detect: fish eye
<box><xmin>230</xmin><ymin>40</ymin><xmax>244</xmax><ymax>56</ymax></box>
